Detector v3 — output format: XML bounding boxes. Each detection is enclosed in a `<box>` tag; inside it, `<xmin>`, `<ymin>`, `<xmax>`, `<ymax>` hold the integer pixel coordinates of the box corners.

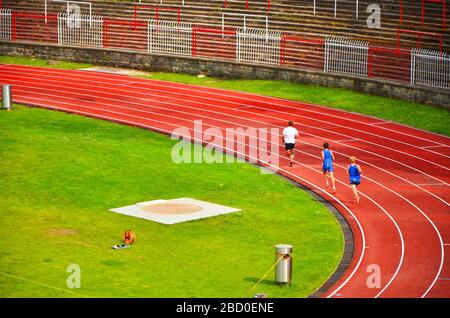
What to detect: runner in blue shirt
<box><xmin>321</xmin><ymin>142</ymin><xmax>336</xmax><ymax>193</ymax></box>
<box><xmin>348</xmin><ymin>156</ymin><xmax>363</xmax><ymax>204</ymax></box>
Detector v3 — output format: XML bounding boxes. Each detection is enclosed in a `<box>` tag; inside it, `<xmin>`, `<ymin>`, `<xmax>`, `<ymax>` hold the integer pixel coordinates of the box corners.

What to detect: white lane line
<box><xmin>6</xmin><ymin>79</ymin><xmax>450</xmax><ymax>208</ymax></box>
<box><xmin>335</xmin><ymin>138</ymin><xmax>359</xmax><ymax>143</ymax></box>
<box><xmin>415</xmin><ymin>183</ymin><xmax>447</xmax><ymax>186</ymax></box>
<box><xmin>66</xmin><ymin>64</ymin><xmax>450</xmax><ymax>147</ymax></box>
<box><xmin>421</xmin><ymin>145</ymin><xmax>447</xmax><ymax>149</ymax></box>
<box><xmin>147</xmin><ymin>78</ymin><xmax>450</xmax><ymax>146</ymax></box>
<box><xmin>81</xmin><ymin>67</ymin><xmax>450</xmax><ymax>147</ymax></box>
<box><xmin>234</xmin><ymin>105</ymin><xmax>256</xmax><ymax>110</ymax></box>
<box><xmin>371</xmin><ymin>121</ymin><xmax>392</xmax><ymax>125</ymax></box>
<box><xmin>13</xmin><ymin>93</ymin><xmax>407</xmax><ymax>298</ymax></box>
<box><xmin>125</xmin><ymin>81</ymin><xmax>450</xmax><ymax>160</ymax></box>
<box><xmin>115</xmin><ymin>81</ymin><xmax>138</xmax><ymax>86</ymax></box>
<box><xmin>43</xmin><ymin>76</ymin><xmax>448</xmax><ymax>160</ymax></box>
<box><xmin>3</xmin><ymin>65</ymin><xmax>450</xmax><ymax>158</ymax></box>
<box><xmin>3</xmin><ymin>71</ymin><xmax>450</xmax><ymax>187</ymax></box>
<box><xmin>6</xmin><ymin>68</ymin><xmax>443</xmax><ymax>162</ymax></box>
<box><xmin>9</xmin><ymin>63</ymin><xmax>450</xmax><ymax>147</ymax></box>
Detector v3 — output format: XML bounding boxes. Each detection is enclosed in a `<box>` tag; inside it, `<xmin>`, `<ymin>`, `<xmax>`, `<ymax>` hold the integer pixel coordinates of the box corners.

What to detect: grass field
<box><xmin>1</xmin><ymin>55</ymin><xmax>449</xmax><ymax>136</ymax></box>
<box><xmin>0</xmin><ymin>105</ymin><xmax>343</xmax><ymax>298</ymax></box>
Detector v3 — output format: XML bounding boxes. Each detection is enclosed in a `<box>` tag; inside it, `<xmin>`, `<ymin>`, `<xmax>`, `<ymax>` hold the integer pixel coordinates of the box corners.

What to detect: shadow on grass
<box><xmin>244</xmin><ymin>277</ymin><xmax>277</xmax><ymax>287</ymax></box>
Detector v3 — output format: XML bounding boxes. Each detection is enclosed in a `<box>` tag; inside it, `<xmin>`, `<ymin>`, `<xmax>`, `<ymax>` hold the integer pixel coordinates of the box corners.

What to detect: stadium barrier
<box><xmin>237</xmin><ymin>28</ymin><xmax>280</xmax><ymax>65</ymax></box>
<box><xmin>0</xmin><ymin>8</ymin><xmax>12</xmax><ymax>40</ymax></box>
<box><xmin>58</xmin><ymin>13</ymin><xmax>103</xmax><ymax>48</ymax></box>
<box><xmin>412</xmin><ymin>48</ymin><xmax>450</xmax><ymax>89</ymax></box>
<box><xmin>280</xmin><ymin>34</ymin><xmax>324</xmax><ymax>70</ymax></box>
<box><xmin>103</xmin><ymin>17</ymin><xmax>148</xmax><ymax>52</ymax></box>
<box><xmin>192</xmin><ymin>25</ymin><xmax>236</xmax><ymax>60</ymax></box>
<box><xmin>11</xmin><ymin>10</ymin><xmax>58</xmax><ymax>43</ymax></box>
<box><xmin>325</xmin><ymin>38</ymin><xmax>368</xmax><ymax>76</ymax></box>
<box><xmin>148</xmin><ymin>19</ymin><xmax>192</xmax><ymax>55</ymax></box>
<box><xmin>368</xmin><ymin>44</ymin><xmax>411</xmax><ymax>83</ymax></box>
<box><xmin>0</xmin><ymin>8</ymin><xmax>449</xmax><ymax>91</ymax></box>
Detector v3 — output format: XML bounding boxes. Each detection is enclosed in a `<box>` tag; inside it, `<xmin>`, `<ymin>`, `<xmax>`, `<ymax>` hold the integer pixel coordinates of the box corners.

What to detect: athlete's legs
<box><xmin>351</xmin><ymin>184</ymin><xmax>360</xmax><ymax>204</ymax></box>
<box><xmin>287</xmin><ymin>148</ymin><xmax>294</xmax><ymax>166</ymax></box>
<box><xmin>323</xmin><ymin>172</ymin><xmax>329</xmax><ymax>187</ymax></box>
<box><xmin>329</xmin><ymin>172</ymin><xmax>336</xmax><ymax>193</ymax></box>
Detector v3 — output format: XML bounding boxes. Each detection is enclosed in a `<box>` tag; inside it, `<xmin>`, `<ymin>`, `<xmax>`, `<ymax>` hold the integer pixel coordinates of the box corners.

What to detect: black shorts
<box><xmin>285</xmin><ymin>143</ymin><xmax>295</xmax><ymax>151</ymax></box>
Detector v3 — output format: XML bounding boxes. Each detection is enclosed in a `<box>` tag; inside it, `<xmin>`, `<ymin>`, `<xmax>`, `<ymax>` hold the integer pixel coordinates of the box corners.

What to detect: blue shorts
<box><xmin>350</xmin><ymin>177</ymin><xmax>361</xmax><ymax>186</ymax></box>
<box><xmin>322</xmin><ymin>162</ymin><xmax>334</xmax><ymax>173</ymax></box>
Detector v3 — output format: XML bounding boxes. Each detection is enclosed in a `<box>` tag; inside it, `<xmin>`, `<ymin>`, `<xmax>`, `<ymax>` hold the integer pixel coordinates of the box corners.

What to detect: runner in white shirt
<box><xmin>282</xmin><ymin>121</ymin><xmax>299</xmax><ymax>167</ymax></box>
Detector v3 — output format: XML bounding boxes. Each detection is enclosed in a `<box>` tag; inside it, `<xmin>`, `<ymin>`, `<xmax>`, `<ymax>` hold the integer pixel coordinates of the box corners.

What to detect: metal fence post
<box><xmin>324</xmin><ymin>39</ymin><xmax>329</xmax><ymax>72</ymax></box>
<box><xmin>57</xmin><ymin>13</ymin><xmax>62</xmax><ymax>45</ymax></box>
<box><xmin>236</xmin><ymin>31</ymin><xmax>240</xmax><ymax>62</ymax></box>
<box><xmin>410</xmin><ymin>49</ymin><xmax>416</xmax><ymax>86</ymax></box>
<box><xmin>148</xmin><ymin>20</ymin><xmax>151</xmax><ymax>53</ymax></box>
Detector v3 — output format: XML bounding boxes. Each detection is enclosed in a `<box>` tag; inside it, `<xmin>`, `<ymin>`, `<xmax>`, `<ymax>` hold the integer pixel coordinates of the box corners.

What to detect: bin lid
<box><xmin>275</xmin><ymin>244</ymin><xmax>293</xmax><ymax>255</ymax></box>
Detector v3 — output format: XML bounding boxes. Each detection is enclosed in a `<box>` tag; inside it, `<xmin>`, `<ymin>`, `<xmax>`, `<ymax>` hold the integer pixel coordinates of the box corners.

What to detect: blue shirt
<box><xmin>323</xmin><ymin>149</ymin><xmax>333</xmax><ymax>163</ymax></box>
<box><xmin>348</xmin><ymin>164</ymin><xmax>361</xmax><ymax>183</ymax></box>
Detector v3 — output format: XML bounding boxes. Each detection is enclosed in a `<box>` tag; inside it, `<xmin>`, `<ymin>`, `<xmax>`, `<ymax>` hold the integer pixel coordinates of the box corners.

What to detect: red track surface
<box><xmin>1</xmin><ymin>64</ymin><xmax>449</xmax><ymax>298</ymax></box>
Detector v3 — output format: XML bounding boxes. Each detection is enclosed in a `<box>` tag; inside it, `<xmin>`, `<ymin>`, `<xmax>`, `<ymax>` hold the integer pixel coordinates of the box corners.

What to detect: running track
<box><xmin>1</xmin><ymin>64</ymin><xmax>449</xmax><ymax>298</ymax></box>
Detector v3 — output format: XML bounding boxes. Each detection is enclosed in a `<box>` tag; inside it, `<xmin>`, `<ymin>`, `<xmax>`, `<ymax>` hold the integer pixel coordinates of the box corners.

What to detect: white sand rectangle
<box><xmin>109</xmin><ymin>198</ymin><xmax>241</xmax><ymax>225</ymax></box>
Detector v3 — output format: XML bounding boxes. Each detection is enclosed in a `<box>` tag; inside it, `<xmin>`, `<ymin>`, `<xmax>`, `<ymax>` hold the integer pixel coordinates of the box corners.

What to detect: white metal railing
<box><xmin>0</xmin><ymin>9</ymin><xmax>12</xmax><ymax>40</ymax></box>
<box><xmin>58</xmin><ymin>13</ymin><xmax>103</xmax><ymax>47</ymax></box>
<box><xmin>325</xmin><ymin>38</ymin><xmax>369</xmax><ymax>76</ymax></box>
<box><xmin>237</xmin><ymin>28</ymin><xmax>280</xmax><ymax>65</ymax></box>
<box><xmin>148</xmin><ymin>20</ymin><xmax>192</xmax><ymax>55</ymax></box>
<box><xmin>411</xmin><ymin>48</ymin><xmax>450</xmax><ymax>89</ymax></box>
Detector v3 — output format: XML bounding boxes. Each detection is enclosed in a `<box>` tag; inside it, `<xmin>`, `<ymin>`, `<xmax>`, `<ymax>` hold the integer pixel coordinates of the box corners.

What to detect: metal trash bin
<box><xmin>2</xmin><ymin>84</ymin><xmax>12</xmax><ymax>111</ymax></box>
<box><xmin>275</xmin><ymin>244</ymin><xmax>293</xmax><ymax>284</ymax></box>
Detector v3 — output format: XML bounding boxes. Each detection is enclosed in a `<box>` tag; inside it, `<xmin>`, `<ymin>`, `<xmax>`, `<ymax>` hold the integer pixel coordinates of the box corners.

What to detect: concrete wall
<box><xmin>1</xmin><ymin>41</ymin><xmax>449</xmax><ymax>109</ymax></box>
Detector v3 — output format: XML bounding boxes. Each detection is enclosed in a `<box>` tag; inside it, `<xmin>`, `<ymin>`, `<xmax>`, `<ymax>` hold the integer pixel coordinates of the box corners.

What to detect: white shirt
<box><xmin>282</xmin><ymin>126</ymin><xmax>299</xmax><ymax>144</ymax></box>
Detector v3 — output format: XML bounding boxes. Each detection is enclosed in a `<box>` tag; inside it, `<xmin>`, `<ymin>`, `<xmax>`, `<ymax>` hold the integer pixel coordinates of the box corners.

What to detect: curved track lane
<box><xmin>1</xmin><ymin>64</ymin><xmax>449</xmax><ymax>298</ymax></box>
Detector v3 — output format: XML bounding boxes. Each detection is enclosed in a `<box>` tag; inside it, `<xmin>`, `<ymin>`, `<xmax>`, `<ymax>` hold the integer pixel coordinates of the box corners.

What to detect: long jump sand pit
<box><xmin>141</xmin><ymin>203</ymin><xmax>203</xmax><ymax>215</ymax></box>
<box><xmin>110</xmin><ymin>198</ymin><xmax>241</xmax><ymax>225</ymax></box>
